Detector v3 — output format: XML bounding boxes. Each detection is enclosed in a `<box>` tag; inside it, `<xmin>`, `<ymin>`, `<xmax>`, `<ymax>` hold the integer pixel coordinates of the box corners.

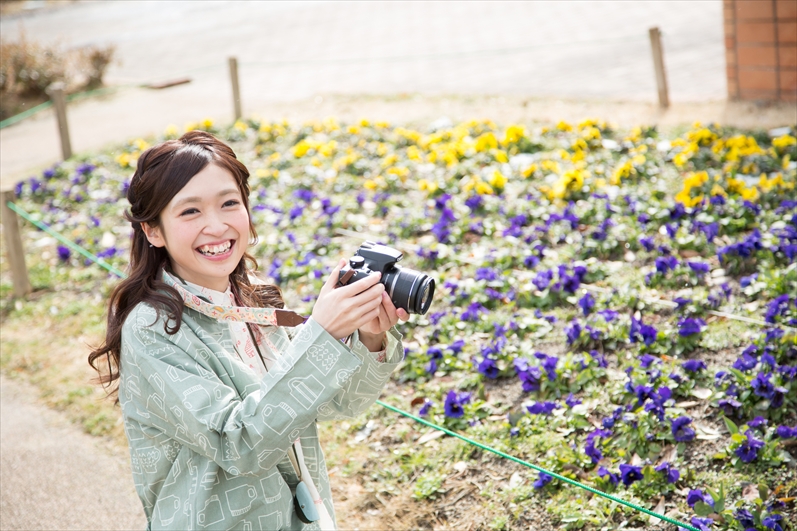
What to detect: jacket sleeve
<box><xmin>316</xmin><ymin>326</ymin><xmax>404</xmax><ymax>422</ymax></box>
<box><xmin>119</xmin><ymin>305</ymin><xmax>362</xmax><ymax>477</ymax></box>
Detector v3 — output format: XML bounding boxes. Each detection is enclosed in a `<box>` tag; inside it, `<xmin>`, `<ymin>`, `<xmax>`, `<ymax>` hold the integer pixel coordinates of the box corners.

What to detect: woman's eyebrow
<box><xmin>172</xmin><ymin>188</ymin><xmax>240</xmax><ymax>209</ymax></box>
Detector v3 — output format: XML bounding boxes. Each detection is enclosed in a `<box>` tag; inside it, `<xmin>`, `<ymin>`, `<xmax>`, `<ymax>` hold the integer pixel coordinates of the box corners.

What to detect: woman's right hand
<box><xmin>311</xmin><ymin>259</ymin><xmax>386</xmax><ymax>340</ymax></box>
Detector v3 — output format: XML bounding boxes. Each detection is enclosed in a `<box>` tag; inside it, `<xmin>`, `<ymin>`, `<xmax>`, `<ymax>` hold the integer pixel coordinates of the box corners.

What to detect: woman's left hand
<box><xmin>358</xmin><ymin>292</ymin><xmax>409</xmax><ymax>350</ymax></box>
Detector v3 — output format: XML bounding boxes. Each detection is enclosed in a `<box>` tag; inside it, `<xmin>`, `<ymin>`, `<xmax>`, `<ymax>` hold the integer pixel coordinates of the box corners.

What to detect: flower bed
<box><xmin>7</xmin><ymin>117</ymin><xmax>797</xmax><ymax>530</ymax></box>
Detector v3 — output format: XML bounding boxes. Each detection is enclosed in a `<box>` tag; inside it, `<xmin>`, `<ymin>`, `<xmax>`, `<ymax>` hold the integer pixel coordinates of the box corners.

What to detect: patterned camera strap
<box><xmin>161</xmin><ymin>271</ymin><xmax>307</xmax><ymax>327</ymax></box>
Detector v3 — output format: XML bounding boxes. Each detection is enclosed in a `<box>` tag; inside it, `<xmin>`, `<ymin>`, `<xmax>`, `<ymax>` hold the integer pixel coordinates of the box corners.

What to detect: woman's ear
<box><xmin>141</xmin><ymin>222</ymin><xmax>165</xmax><ymax>248</ymax></box>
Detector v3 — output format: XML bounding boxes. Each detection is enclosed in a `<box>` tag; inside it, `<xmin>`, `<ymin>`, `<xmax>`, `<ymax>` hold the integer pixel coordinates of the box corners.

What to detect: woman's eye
<box><xmin>180</xmin><ymin>208</ymin><xmax>199</xmax><ymax>216</ymax></box>
<box><xmin>223</xmin><ymin>199</ymin><xmax>240</xmax><ymax>208</ymax></box>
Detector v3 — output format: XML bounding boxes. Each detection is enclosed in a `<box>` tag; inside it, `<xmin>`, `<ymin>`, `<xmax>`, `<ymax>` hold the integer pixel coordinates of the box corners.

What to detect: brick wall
<box><xmin>724</xmin><ymin>0</ymin><xmax>797</xmax><ymax>101</ymax></box>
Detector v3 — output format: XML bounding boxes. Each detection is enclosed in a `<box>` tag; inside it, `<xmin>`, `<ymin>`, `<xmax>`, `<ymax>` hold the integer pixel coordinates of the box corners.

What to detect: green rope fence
<box><xmin>5</xmin><ymin>200</ymin><xmax>700</xmax><ymax>531</ymax></box>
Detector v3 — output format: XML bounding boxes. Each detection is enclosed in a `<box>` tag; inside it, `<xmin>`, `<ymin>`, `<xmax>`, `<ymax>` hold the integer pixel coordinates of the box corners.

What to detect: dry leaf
<box><xmin>742</xmin><ymin>483</ymin><xmax>759</xmax><ymax>502</ymax></box>
<box><xmin>508</xmin><ymin>472</ymin><xmax>524</xmax><ymax>489</ymax></box>
<box><xmin>654</xmin><ymin>496</ymin><xmax>666</xmax><ymax>516</ymax></box>
<box><xmin>695</xmin><ymin>423</ymin><xmax>721</xmax><ymax>440</ymax></box>
<box><xmin>691</xmin><ymin>388</ymin><xmax>713</xmax><ymax>399</ymax></box>
<box><xmin>418</xmin><ymin>430</ymin><xmax>446</xmax><ymax>445</ymax></box>
<box><xmin>675</xmin><ymin>401</ymin><xmax>700</xmax><ymax>408</ymax></box>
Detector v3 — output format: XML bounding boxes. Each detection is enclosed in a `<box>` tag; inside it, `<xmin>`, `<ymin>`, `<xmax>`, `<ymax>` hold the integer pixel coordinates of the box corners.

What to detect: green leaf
<box><xmin>723</xmin><ymin>416</ymin><xmax>739</xmax><ymax>435</ymax></box>
<box><xmin>758</xmin><ymin>483</ymin><xmax>769</xmax><ymax>502</ymax></box>
<box><xmin>693</xmin><ymin>501</ymin><xmax>714</xmax><ymax>517</ymax></box>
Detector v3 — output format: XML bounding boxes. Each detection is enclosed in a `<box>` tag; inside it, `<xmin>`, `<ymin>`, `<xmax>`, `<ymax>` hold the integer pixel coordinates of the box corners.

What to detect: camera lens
<box><xmin>384</xmin><ymin>267</ymin><xmax>435</xmax><ymax>315</ymax></box>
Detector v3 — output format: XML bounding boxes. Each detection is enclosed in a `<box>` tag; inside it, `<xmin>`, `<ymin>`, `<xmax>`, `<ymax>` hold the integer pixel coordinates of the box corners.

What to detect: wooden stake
<box><xmin>228</xmin><ymin>57</ymin><xmax>242</xmax><ymax>121</ymax></box>
<box><xmin>46</xmin><ymin>82</ymin><xmax>73</xmax><ymax>159</ymax></box>
<box><xmin>649</xmin><ymin>27</ymin><xmax>670</xmax><ymax>109</ymax></box>
<box><xmin>0</xmin><ymin>190</ymin><xmax>32</xmax><ymax>298</ymax></box>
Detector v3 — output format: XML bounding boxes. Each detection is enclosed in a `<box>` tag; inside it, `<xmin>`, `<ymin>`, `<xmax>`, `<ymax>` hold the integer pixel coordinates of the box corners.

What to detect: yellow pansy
<box><xmin>740</xmin><ymin>186</ymin><xmax>759</xmax><ymax>201</ymax></box>
<box><xmin>201</xmin><ymin>118</ymin><xmax>214</xmax><ymax>129</ymax></box>
<box><xmin>164</xmin><ymin>124</ymin><xmax>179</xmax><ymax>137</ymax></box>
<box><xmin>406</xmin><ymin>145</ymin><xmax>423</xmax><ymax>162</ymax></box>
<box><xmin>489</xmin><ymin>170</ymin><xmax>507</xmax><ymax>191</ymax></box>
<box><xmin>556</xmin><ymin>121</ymin><xmax>573</xmax><ymax>132</ymax></box>
<box><xmin>541</xmin><ymin>160</ymin><xmax>561</xmax><ymax>174</ymax></box>
<box><xmin>611</xmin><ymin>160</ymin><xmax>635</xmax><ymax>185</ymax></box>
<box><xmin>475</xmin><ymin>132</ymin><xmax>498</xmax><ymax>152</ymax></box>
<box><xmin>475</xmin><ymin>180</ymin><xmax>495</xmax><ymax>195</ymax></box>
<box><xmin>233</xmin><ymin>120</ymin><xmax>248</xmax><ymax>132</ymax></box>
<box><xmin>773</xmin><ymin>134</ymin><xmax>796</xmax><ymax>150</ymax></box>
<box><xmin>710</xmin><ymin>184</ymin><xmax>727</xmax><ymax>197</ymax></box>
<box><xmin>522</xmin><ymin>164</ymin><xmax>538</xmax><ymax>178</ymax></box>
<box><xmin>494</xmin><ymin>150</ymin><xmax>508</xmax><ymax>163</ymax></box>
<box><xmin>364</xmin><ymin>179</ymin><xmax>378</xmax><ymax>190</ymax></box>
<box><xmin>347</xmin><ymin>125</ymin><xmax>360</xmax><ymax>135</ymax></box>
<box><xmin>116</xmin><ymin>152</ymin><xmax>131</xmax><ymax>168</ymax></box>
<box><xmin>502</xmin><ymin>124</ymin><xmax>526</xmax><ymax>145</ymax></box>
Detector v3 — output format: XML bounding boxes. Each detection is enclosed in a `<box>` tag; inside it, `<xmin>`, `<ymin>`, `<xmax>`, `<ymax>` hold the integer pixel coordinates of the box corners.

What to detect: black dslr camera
<box><xmin>338</xmin><ymin>241</ymin><xmax>435</xmax><ymax>315</ymax></box>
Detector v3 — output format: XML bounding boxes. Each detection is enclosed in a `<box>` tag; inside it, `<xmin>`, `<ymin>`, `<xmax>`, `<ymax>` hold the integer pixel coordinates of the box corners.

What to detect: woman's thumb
<box><xmin>322</xmin><ymin>259</ymin><xmax>347</xmax><ymax>292</ymax></box>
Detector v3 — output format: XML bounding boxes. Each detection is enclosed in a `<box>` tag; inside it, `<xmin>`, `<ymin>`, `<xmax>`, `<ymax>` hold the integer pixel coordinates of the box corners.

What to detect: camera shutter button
<box><xmin>349</xmin><ymin>256</ymin><xmax>365</xmax><ymax>269</ymax></box>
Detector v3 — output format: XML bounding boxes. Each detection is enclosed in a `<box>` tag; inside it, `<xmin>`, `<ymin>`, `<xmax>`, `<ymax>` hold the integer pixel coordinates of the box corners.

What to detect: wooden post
<box><xmin>228</xmin><ymin>57</ymin><xmax>242</xmax><ymax>121</ymax></box>
<box><xmin>46</xmin><ymin>82</ymin><xmax>73</xmax><ymax>159</ymax></box>
<box><xmin>649</xmin><ymin>27</ymin><xmax>670</xmax><ymax>109</ymax></box>
<box><xmin>0</xmin><ymin>190</ymin><xmax>32</xmax><ymax>298</ymax></box>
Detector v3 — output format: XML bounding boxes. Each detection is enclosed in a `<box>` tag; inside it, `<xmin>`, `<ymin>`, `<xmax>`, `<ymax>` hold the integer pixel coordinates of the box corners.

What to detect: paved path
<box><xmin>0</xmin><ymin>375</ymin><xmax>145</xmax><ymax>530</ymax></box>
<box><xmin>0</xmin><ymin>0</ymin><xmax>730</xmax><ymax>187</ymax></box>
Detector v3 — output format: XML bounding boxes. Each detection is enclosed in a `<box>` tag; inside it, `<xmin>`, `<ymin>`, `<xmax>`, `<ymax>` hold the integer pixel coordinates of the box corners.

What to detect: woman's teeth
<box><xmin>198</xmin><ymin>241</ymin><xmax>232</xmax><ymax>256</ymax></box>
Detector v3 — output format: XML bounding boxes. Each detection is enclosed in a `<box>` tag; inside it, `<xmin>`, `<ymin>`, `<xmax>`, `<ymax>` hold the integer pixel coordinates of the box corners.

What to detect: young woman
<box><xmin>89</xmin><ymin>131</ymin><xmax>408</xmax><ymax>530</ymax></box>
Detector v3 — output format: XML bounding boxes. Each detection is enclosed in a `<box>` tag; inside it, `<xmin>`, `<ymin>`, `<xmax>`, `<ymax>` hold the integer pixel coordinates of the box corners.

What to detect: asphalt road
<box><xmin>0</xmin><ymin>375</ymin><xmax>145</xmax><ymax>530</ymax></box>
<box><xmin>0</xmin><ymin>0</ymin><xmax>726</xmax><ymax>186</ymax></box>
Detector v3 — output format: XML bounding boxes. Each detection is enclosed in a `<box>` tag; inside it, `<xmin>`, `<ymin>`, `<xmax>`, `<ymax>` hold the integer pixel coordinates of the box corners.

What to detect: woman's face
<box><xmin>143</xmin><ymin>163</ymin><xmax>251</xmax><ymax>292</ymax></box>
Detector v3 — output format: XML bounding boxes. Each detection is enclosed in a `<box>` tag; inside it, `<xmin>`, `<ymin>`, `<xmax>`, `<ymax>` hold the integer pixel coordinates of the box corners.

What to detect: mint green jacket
<box><xmin>119</xmin><ymin>285</ymin><xmax>403</xmax><ymax>530</ymax></box>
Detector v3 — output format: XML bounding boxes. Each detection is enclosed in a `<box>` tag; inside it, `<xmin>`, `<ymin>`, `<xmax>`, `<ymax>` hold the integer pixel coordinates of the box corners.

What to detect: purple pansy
<box><xmin>678</xmin><ymin>317</ymin><xmax>706</xmax><ymax>337</ymax></box>
<box><xmin>687</xmin><ymin>489</ymin><xmax>714</xmax><ymax>508</ymax></box>
<box><xmin>681</xmin><ymin>360</ymin><xmax>707</xmax><ymax>373</ymax></box>
<box><xmin>618</xmin><ymin>464</ymin><xmax>643</xmax><ymax>486</ymax></box>
<box><xmin>443</xmin><ymin>390</ymin><xmax>472</xmax><ymax>418</ymax></box>
<box><xmin>532</xmin><ymin>472</ymin><xmax>553</xmax><ymax>489</ymax></box>
<box><xmin>734</xmin><ymin>429</ymin><xmax>765</xmax><ymax>463</ymax></box>
<box><xmin>654</xmin><ymin>462</ymin><xmax>680</xmax><ymax>484</ymax></box>
<box><xmin>671</xmin><ymin>416</ymin><xmax>696</xmax><ymax>442</ymax></box>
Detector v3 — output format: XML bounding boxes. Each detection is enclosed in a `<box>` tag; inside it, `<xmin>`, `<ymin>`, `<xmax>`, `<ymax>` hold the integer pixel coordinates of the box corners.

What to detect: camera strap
<box><xmin>287</xmin><ymin>439</ymin><xmax>336</xmax><ymax>529</ymax></box>
<box><xmin>161</xmin><ymin>271</ymin><xmax>308</xmax><ymax>327</ymax></box>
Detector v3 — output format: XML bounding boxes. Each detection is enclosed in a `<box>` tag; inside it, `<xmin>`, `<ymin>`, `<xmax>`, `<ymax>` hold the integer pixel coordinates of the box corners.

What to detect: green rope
<box><xmin>5</xmin><ymin>200</ymin><xmax>698</xmax><ymax>531</ymax></box>
<box><xmin>376</xmin><ymin>400</ymin><xmax>698</xmax><ymax>531</ymax></box>
<box><xmin>6</xmin><ymin>201</ymin><xmax>127</xmax><ymax>279</ymax></box>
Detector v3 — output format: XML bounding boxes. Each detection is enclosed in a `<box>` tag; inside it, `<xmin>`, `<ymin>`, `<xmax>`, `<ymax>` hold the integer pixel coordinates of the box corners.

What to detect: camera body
<box><xmin>338</xmin><ymin>241</ymin><xmax>435</xmax><ymax>315</ymax></box>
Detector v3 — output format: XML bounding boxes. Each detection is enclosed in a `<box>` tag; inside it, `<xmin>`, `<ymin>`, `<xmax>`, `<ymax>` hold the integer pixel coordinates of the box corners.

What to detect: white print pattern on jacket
<box><xmin>119</xmin><ymin>275</ymin><xmax>403</xmax><ymax>530</ymax></box>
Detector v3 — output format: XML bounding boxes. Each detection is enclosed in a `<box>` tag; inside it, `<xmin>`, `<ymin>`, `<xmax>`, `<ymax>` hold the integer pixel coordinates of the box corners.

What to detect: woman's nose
<box><xmin>202</xmin><ymin>211</ymin><xmax>227</xmax><ymax>235</ymax></box>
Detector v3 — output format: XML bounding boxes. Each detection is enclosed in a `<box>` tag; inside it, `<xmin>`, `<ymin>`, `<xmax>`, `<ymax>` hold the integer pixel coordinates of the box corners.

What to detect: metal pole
<box><xmin>46</xmin><ymin>82</ymin><xmax>73</xmax><ymax>159</ymax></box>
<box><xmin>649</xmin><ymin>27</ymin><xmax>670</xmax><ymax>109</ymax></box>
<box><xmin>1</xmin><ymin>190</ymin><xmax>32</xmax><ymax>298</ymax></box>
<box><xmin>228</xmin><ymin>57</ymin><xmax>242</xmax><ymax>121</ymax></box>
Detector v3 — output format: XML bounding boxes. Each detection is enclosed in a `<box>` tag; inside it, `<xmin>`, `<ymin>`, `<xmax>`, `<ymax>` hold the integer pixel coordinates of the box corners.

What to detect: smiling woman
<box><xmin>87</xmin><ymin>131</ymin><xmax>408</xmax><ymax>530</ymax></box>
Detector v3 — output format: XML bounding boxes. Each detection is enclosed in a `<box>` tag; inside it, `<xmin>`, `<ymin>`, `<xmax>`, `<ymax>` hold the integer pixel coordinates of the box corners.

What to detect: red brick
<box><xmin>725</xmin><ymin>19</ymin><xmax>736</xmax><ymax>37</ymax></box>
<box><xmin>780</xmin><ymin>45</ymin><xmax>797</xmax><ymax>66</ymax></box>
<box><xmin>737</xmin><ymin>0</ymin><xmax>774</xmax><ymax>19</ymax></box>
<box><xmin>776</xmin><ymin>0</ymin><xmax>797</xmax><ymax>19</ymax></box>
<box><xmin>728</xmin><ymin>78</ymin><xmax>740</xmax><ymax>98</ymax></box>
<box><xmin>738</xmin><ymin>45</ymin><xmax>777</xmax><ymax>66</ymax></box>
<box><xmin>739</xmin><ymin>88</ymin><xmax>780</xmax><ymax>100</ymax></box>
<box><xmin>738</xmin><ymin>67</ymin><xmax>779</xmax><ymax>89</ymax></box>
<box><xmin>778</xmin><ymin>21</ymin><xmax>797</xmax><ymax>42</ymax></box>
<box><xmin>737</xmin><ymin>21</ymin><xmax>777</xmax><ymax>43</ymax></box>
<box><xmin>780</xmin><ymin>68</ymin><xmax>797</xmax><ymax>90</ymax></box>
<box><xmin>726</xmin><ymin>47</ymin><xmax>738</xmax><ymax>65</ymax></box>
<box><xmin>779</xmin><ymin>89</ymin><xmax>797</xmax><ymax>101</ymax></box>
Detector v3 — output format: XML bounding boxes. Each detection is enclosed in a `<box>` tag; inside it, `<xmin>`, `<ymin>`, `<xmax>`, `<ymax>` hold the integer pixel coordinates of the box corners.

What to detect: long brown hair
<box><xmin>89</xmin><ymin>131</ymin><xmax>283</xmax><ymax>400</ymax></box>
